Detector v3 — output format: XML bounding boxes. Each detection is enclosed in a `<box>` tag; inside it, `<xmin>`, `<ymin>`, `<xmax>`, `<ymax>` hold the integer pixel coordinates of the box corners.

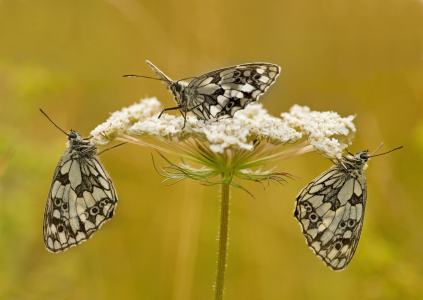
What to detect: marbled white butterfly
<box><xmin>294</xmin><ymin>145</ymin><xmax>402</xmax><ymax>270</ymax></box>
<box><xmin>41</xmin><ymin>110</ymin><xmax>118</xmax><ymax>252</ymax></box>
<box><xmin>124</xmin><ymin>61</ymin><xmax>280</xmax><ymax>127</ymax></box>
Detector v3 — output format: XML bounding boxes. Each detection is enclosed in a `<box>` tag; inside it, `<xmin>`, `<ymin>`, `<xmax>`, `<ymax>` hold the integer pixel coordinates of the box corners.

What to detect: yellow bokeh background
<box><xmin>1</xmin><ymin>1</ymin><xmax>423</xmax><ymax>299</ymax></box>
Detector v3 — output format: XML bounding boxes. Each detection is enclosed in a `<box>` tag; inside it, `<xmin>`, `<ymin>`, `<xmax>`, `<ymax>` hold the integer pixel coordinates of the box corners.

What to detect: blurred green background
<box><xmin>1</xmin><ymin>0</ymin><xmax>423</xmax><ymax>299</ymax></box>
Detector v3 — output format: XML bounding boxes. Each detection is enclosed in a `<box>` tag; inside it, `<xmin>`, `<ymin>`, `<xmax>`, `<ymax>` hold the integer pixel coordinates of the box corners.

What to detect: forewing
<box><xmin>146</xmin><ymin>60</ymin><xmax>173</xmax><ymax>90</ymax></box>
<box><xmin>43</xmin><ymin>154</ymin><xmax>118</xmax><ymax>252</ymax></box>
<box><xmin>294</xmin><ymin>166</ymin><xmax>367</xmax><ymax>270</ymax></box>
<box><xmin>186</xmin><ymin>63</ymin><xmax>280</xmax><ymax>120</ymax></box>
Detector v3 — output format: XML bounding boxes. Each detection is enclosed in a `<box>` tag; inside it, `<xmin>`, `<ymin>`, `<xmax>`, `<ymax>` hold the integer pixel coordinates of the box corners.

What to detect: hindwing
<box><xmin>143</xmin><ymin>61</ymin><xmax>280</xmax><ymax>122</ymax></box>
<box><xmin>43</xmin><ymin>132</ymin><xmax>118</xmax><ymax>252</ymax></box>
<box><xmin>294</xmin><ymin>164</ymin><xmax>367</xmax><ymax>271</ymax></box>
<box><xmin>186</xmin><ymin>63</ymin><xmax>280</xmax><ymax>120</ymax></box>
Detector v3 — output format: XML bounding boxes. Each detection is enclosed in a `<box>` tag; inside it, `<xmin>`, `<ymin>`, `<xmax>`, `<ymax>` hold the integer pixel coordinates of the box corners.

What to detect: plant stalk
<box><xmin>214</xmin><ymin>181</ymin><xmax>230</xmax><ymax>300</ymax></box>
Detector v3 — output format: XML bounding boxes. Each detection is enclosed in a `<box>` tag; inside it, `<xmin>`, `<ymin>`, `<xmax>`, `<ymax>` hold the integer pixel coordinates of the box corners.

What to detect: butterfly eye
<box><xmin>175</xmin><ymin>84</ymin><xmax>182</xmax><ymax>92</ymax></box>
<box><xmin>68</xmin><ymin>132</ymin><xmax>77</xmax><ymax>139</ymax></box>
<box><xmin>360</xmin><ymin>153</ymin><xmax>369</xmax><ymax>160</ymax></box>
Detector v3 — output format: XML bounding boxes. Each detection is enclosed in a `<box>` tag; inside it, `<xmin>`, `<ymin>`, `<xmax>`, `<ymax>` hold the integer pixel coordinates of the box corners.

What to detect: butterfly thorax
<box><xmin>340</xmin><ymin>150</ymin><xmax>370</xmax><ymax>171</ymax></box>
<box><xmin>66</xmin><ymin>131</ymin><xmax>98</xmax><ymax>157</ymax></box>
<box><xmin>170</xmin><ymin>81</ymin><xmax>189</xmax><ymax>106</ymax></box>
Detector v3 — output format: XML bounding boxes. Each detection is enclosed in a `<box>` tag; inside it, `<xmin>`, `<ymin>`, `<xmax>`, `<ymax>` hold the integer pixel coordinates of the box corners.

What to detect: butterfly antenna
<box><xmin>178</xmin><ymin>76</ymin><xmax>197</xmax><ymax>81</ymax></box>
<box><xmin>122</xmin><ymin>74</ymin><xmax>169</xmax><ymax>82</ymax></box>
<box><xmin>97</xmin><ymin>143</ymin><xmax>127</xmax><ymax>156</ymax></box>
<box><xmin>370</xmin><ymin>146</ymin><xmax>403</xmax><ymax>158</ymax></box>
<box><xmin>370</xmin><ymin>142</ymin><xmax>384</xmax><ymax>156</ymax></box>
<box><xmin>39</xmin><ymin>109</ymin><xmax>68</xmax><ymax>136</ymax></box>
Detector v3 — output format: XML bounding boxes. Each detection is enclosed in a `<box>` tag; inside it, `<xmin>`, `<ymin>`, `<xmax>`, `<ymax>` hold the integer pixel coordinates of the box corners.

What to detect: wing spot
<box><xmin>305</xmin><ymin>203</ymin><xmax>312</xmax><ymax>212</ymax></box>
<box><xmin>90</xmin><ymin>207</ymin><xmax>100</xmax><ymax>216</ymax></box>
<box><xmin>309</xmin><ymin>213</ymin><xmax>318</xmax><ymax>222</ymax></box>
<box><xmin>226</xmin><ymin>101</ymin><xmax>234</xmax><ymax>109</ymax></box>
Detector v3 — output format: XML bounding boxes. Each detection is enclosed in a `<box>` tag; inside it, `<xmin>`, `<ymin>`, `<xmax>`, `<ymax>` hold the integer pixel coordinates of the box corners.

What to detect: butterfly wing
<box><xmin>146</xmin><ymin>60</ymin><xmax>173</xmax><ymax>90</ymax></box>
<box><xmin>294</xmin><ymin>165</ymin><xmax>367</xmax><ymax>270</ymax></box>
<box><xmin>43</xmin><ymin>150</ymin><xmax>118</xmax><ymax>252</ymax></box>
<box><xmin>185</xmin><ymin>63</ymin><xmax>280</xmax><ymax>120</ymax></box>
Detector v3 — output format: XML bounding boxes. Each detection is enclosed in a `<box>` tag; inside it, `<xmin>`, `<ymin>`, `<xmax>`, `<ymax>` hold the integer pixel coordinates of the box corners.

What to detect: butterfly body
<box><xmin>144</xmin><ymin>61</ymin><xmax>281</xmax><ymax>123</ymax></box>
<box><xmin>44</xmin><ymin>130</ymin><xmax>118</xmax><ymax>252</ymax></box>
<box><xmin>294</xmin><ymin>150</ymin><xmax>370</xmax><ymax>271</ymax></box>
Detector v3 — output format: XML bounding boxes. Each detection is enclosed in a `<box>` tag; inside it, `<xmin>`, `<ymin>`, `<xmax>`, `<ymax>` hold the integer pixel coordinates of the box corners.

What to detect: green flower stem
<box><xmin>214</xmin><ymin>179</ymin><xmax>230</xmax><ymax>300</ymax></box>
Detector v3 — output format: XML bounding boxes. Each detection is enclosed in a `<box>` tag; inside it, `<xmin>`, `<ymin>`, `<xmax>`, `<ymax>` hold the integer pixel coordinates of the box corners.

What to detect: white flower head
<box><xmin>91</xmin><ymin>98</ymin><xmax>355</xmax><ymax>191</ymax></box>
<box><xmin>281</xmin><ymin>105</ymin><xmax>356</xmax><ymax>159</ymax></box>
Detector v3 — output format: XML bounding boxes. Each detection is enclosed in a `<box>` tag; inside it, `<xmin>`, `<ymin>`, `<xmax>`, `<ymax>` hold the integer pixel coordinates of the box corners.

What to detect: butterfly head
<box><xmin>342</xmin><ymin>145</ymin><xmax>403</xmax><ymax>170</ymax></box>
<box><xmin>66</xmin><ymin>130</ymin><xmax>97</xmax><ymax>154</ymax></box>
<box><xmin>341</xmin><ymin>150</ymin><xmax>370</xmax><ymax>170</ymax></box>
<box><xmin>67</xmin><ymin>130</ymin><xmax>82</xmax><ymax>141</ymax></box>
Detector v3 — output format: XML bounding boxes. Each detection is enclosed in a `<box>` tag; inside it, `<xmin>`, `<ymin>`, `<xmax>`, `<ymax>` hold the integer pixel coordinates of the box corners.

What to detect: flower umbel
<box><xmin>90</xmin><ymin>97</ymin><xmax>356</xmax><ymax>300</ymax></box>
<box><xmin>91</xmin><ymin>98</ymin><xmax>355</xmax><ymax>190</ymax></box>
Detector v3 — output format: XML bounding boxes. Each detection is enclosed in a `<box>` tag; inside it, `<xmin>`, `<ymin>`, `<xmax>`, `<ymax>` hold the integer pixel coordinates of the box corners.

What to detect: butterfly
<box><xmin>294</xmin><ymin>145</ymin><xmax>402</xmax><ymax>270</ymax></box>
<box><xmin>124</xmin><ymin>61</ymin><xmax>281</xmax><ymax>127</ymax></box>
<box><xmin>41</xmin><ymin>110</ymin><xmax>118</xmax><ymax>252</ymax></box>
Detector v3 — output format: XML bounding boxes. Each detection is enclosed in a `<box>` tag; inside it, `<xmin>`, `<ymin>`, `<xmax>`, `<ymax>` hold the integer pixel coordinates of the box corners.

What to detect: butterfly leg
<box><xmin>81</xmin><ymin>145</ymin><xmax>98</xmax><ymax>155</ymax></box>
<box><xmin>182</xmin><ymin>104</ymin><xmax>189</xmax><ymax>129</ymax></box>
<box><xmin>158</xmin><ymin>106</ymin><xmax>181</xmax><ymax>119</ymax></box>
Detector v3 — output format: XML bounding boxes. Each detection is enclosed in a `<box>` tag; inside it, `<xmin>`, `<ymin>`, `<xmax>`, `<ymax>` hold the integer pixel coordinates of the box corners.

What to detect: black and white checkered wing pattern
<box><xmin>294</xmin><ymin>161</ymin><xmax>367</xmax><ymax>271</ymax></box>
<box><xmin>43</xmin><ymin>132</ymin><xmax>118</xmax><ymax>252</ymax></box>
<box><xmin>186</xmin><ymin>63</ymin><xmax>280</xmax><ymax>120</ymax></box>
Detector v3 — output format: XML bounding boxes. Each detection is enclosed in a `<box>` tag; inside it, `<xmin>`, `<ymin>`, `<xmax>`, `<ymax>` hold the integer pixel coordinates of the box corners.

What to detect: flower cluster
<box><xmin>91</xmin><ymin>98</ymin><xmax>355</xmax><ymax>159</ymax></box>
